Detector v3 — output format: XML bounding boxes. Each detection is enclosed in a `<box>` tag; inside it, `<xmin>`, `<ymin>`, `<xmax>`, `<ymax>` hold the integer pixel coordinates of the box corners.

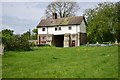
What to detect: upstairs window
<box><xmin>59</xmin><ymin>27</ymin><xmax>61</xmax><ymax>30</ymax></box>
<box><xmin>55</xmin><ymin>27</ymin><xmax>57</xmax><ymax>31</ymax></box>
<box><xmin>68</xmin><ymin>26</ymin><xmax>72</xmax><ymax>30</ymax></box>
<box><xmin>42</xmin><ymin>28</ymin><xmax>45</xmax><ymax>31</ymax></box>
<box><xmin>55</xmin><ymin>27</ymin><xmax>61</xmax><ymax>31</ymax></box>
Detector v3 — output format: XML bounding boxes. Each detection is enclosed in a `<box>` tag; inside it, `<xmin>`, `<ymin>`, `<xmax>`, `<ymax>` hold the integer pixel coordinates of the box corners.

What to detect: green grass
<box><xmin>0</xmin><ymin>55</ymin><xmax>2</xmax><ymax>78</ymax></box>
<box><xmin>2</xmin><ymin>46</ymin><xmax>118</xmax><ymax>78</ymax></box>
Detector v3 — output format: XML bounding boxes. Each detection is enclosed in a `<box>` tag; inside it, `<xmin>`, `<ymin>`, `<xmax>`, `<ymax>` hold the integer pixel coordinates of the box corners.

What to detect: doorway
<box><xmin>53</xmin><ymin>35</ymin><xmax>64</xmax><ymax>47</ymax></box>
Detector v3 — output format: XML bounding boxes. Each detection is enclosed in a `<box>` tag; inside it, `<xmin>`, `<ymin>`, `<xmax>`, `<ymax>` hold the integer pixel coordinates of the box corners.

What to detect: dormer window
<box><xmin>68</xmin><ymin>26</ymin><xmax>72</xmax><ymax>30</ymax></box>
<box><xmin>42</xmin><ymin>28</ymin><xmax>45</xmax><ymax>31</ymax></box>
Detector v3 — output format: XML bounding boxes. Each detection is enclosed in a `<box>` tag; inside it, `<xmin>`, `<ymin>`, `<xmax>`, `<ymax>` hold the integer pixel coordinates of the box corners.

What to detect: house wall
<box><xmin>79</xmin><ymin>20</ymin><xmax>86</xmax><ymax>33</ymax></box>
<box><xmin>38</xmin><ymin>27</ymin><xmax>48</xmax><ymax>34</ymax></box>
<box><xmin>38</xmin><ymin>20</ymin><xmax>86</xmax><ymax>35</ymax></box>
<box><xmin>38</xmin><ymin>25</ymin><xmax>78</xmax><ymax>35</ymax></box>
<box><xmin>37</xmin><ymin>20</ymin><xmax>87</xmax><ymax>47</ymax></box>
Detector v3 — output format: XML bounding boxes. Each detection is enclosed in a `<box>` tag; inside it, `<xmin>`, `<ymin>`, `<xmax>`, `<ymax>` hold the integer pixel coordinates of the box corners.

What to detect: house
<box><xmin>37</xmin><ymin>13</ymin><xmax>87</xmax><ymax>47</ymax></box>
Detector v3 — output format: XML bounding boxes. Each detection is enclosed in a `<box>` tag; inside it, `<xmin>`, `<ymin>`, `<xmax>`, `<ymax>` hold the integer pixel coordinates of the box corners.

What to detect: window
<box><xmin>55</xmin><ymin>27</ymin><xmax>57</xmax><ymax>31</ymax></box>
<box><xmin>42</xmin><ymin>28</ymin><xmax>45</xmax><ymax>31</ymax></box>
<box><xmin>59</xmin><ymin>27</ymin><xmax>61</xmax><ymax>30</ymax></box>
<box><xmin>41</xmin><ymin>41</ymin><xmax>46</xmax><ymax>44</ymax></box>
<box><xmin>42</xmin><ymin>36</ymin><xmax>46</xmax><ymax>40</ymax></box>
<box><xmin>55</xmin><ymin>27</ymin><xmax>61</xmax><ymax>31</ymax></box>
<box><xmin>68</xmin><ymin>26</ymin><xmax>72</xmax><ymax>30</ymax></box>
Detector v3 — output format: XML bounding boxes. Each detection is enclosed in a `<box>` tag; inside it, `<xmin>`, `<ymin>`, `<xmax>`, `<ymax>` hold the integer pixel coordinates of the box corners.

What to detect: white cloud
<box><xmin>2</xmin><ymin>15</ymin><xmax>38</xmax><ymax>34</ymax></box>
<box><xmin>2</xmin><ymin>2</ymin><xmax>49</xmax><ymax>34</ymax></box>
<box><xmin>76</xmin><ymin>2</ymin><xmax>98</xmax><ymax>16</ymax></box>
<box><xmin>2</xmin><ymin>24</ymin><xmax>14</xmax><ymax>30</ymax></box>
<box><xmin>2</xmin><ymin>2</ymin><xmax>48</xmax><ymax>20</ymax></box>
<box><xmin>1</xmin><ymin>0</ymin><xmax>119</xmax><ymax>2</ymax></box>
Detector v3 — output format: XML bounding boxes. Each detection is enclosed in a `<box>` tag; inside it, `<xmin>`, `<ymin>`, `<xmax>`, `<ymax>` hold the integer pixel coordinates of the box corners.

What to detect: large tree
<box><xmin>45</xmin><ymin>2</ymin><xmax>79</xmax><ymax>18</ymax></box>
<box><xmin>116</xmin><ymin>1</ymin><xmax>120</xmax><ymax>43</ymax></box>
<box><xmin>85</xmin><ymin>2</ymin><xmax>119</xmax><ymax>43</ymax></box>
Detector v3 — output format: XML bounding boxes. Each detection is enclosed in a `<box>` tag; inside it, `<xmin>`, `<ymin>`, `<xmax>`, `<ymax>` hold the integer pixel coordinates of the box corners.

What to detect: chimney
<box><xmin>52</xmin><ymin>13</ymin><xmax>57</xmax><ymax>19</ymax></box>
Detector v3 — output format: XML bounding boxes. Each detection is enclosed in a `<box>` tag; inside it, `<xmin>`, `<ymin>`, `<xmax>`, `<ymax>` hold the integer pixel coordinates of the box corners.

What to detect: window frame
<box><xmin>42</xmin><ymin>28</ymin><xmax>45</xmax><ymax>31</ymax></box>
<box><xmin>55</xmin><ymin>27</ymin><xmax>61</xmax><ymax>31</ymax></box>
<box><xmin>55</xmin><ymin>27</ymin><xmax>57</xmax><ymax>31</ymax></box>
<box><xmin>68</xmin><ymin>26</ymin><xmax>72</xmax><ymax>30</ymax></box>
<box><xmin>59</xmin><ymin>27</ymin><xmax>61</xmax><ymax>30</ymax></box>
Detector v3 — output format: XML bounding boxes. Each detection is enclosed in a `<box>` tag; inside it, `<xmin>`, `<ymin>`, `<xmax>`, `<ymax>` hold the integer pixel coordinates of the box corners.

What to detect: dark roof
<box><xmin>37</xmin><ymin>16</ymin><xmax>85</xmax><ymax>28</ymax></box>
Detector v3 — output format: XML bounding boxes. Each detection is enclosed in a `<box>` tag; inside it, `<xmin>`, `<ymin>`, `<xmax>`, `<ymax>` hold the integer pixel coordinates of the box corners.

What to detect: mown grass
<box><xmin>2</xmin><ymin>46</ymin><xmax>118</xmax><ymax>78</ymax></box>
<box><xmin>0</xmin><ymin>55</ymin><xmax>2</xmax><ymax>78</ymax></box>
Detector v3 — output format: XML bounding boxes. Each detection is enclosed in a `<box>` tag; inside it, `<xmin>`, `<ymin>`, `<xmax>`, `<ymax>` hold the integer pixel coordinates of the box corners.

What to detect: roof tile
<box><xmin>37</xmin><ymin>16</ymin><xmax>83</xmax><ymax>27</ymax></box>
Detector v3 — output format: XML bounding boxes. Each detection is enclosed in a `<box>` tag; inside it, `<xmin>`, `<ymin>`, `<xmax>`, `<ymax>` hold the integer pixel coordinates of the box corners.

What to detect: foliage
<box><xmin>32</xmin><ymin>28</ymin><xmax>38</xmax><ymax>34</ymax></box>
<box><xmin>21</xmin><ymin>31</ymin><xmax>30</xmax><ymax>40</ymax></box>
<box><xmin>1</xmin><ymin>29</ymin><xmax>32</xmax><ymax>51</ymax></box>
<box><xmin>45</xmin><ymin>2</ymin><xmax>79</xmax><ymax>18</ymax></box>
<box><xmin>116</xmin><ymin>2</ymin><xmax>120</xmax><ymax>42</ymax></box>
<box><xmin>1</xmin><ymin>29</ymin><xmax>14</xmax><ymax>45</ymax></box>
<box><xmin>31</xmin><ymin>28</ymin><xmax>38</xmax><ymax>40</ymax></box>
<box><xmin>0</xmin><ymin>32</ymin><xmax>1</xmax><ymax>44</ymax></box>
<box><xmin>3</xmin><ymin>46</ymin><xmax>118</xmax><ymax>78</ymax></box>
<box><xmin>85</xmin><ymin>2</ymin><xmax>120</xmax><ymax>43</ymax></box>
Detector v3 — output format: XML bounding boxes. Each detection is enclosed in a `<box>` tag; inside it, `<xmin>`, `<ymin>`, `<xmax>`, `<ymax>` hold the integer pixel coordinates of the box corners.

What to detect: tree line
<box><xmin>1</xmin><ymin>28</ymin><xmax>38</xmax><ymax>51</ymax></box>
<box><xmin>85</xmin><ymin>2</ymin><xmax>120</xmax><ymax>43</ymax></box>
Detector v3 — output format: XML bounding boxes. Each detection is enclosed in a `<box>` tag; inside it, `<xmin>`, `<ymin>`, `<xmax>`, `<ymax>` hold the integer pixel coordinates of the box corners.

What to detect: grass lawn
<box><xmin>2</xmin><ymin>46</ymin><xmax>118</xmax><ymax>78</ymax></box>
<box><xmin>0</xmin><ymin>55</ymin><xmax>2</xmax><ymax>78</ymax></box>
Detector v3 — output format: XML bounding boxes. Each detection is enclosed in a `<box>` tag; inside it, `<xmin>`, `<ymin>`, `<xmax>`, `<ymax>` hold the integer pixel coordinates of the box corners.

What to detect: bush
<box><xmin>1</xmin><ymin>29</ymin><xmax>33</xmax><ymax>51</ymax></box>
<box><xmin>3</xmin><ymin>35</ymin><xmax>32</xmax><ymax>51</ymax></box>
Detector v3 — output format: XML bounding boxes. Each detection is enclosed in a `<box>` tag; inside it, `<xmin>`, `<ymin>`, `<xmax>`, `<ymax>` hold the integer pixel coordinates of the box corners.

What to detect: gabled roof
<box><xmin>37</xmin><ymin>16</ymin><xmax>86</xmax><ymax>28</ymax></box>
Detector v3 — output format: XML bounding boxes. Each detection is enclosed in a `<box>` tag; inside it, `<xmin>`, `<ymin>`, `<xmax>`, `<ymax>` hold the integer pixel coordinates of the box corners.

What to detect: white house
<box><xmin>37</xmin><ymin>13</ymin><xmax>87</xmax><ymax>47</ymax></box>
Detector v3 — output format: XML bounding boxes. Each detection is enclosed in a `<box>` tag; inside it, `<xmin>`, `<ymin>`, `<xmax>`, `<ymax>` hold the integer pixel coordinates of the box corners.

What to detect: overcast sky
<box><xmin>1</xmin><ymin>0</ymin><xmax>119</xmax><ymax>34</ymax></box>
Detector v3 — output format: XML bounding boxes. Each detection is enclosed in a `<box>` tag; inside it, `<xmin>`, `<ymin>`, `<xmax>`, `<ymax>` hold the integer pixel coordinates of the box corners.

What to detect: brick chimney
<box><xmin>52</xmin><ymin>13</ymin><xmax>57</xmax><ymax>19</ymax></box>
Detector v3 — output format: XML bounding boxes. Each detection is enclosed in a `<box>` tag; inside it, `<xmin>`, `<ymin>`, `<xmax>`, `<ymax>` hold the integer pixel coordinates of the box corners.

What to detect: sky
<box><xmin>1</xmin><ymin>0</ymin><xmax>119</xmax><ymax>34</ymax></box>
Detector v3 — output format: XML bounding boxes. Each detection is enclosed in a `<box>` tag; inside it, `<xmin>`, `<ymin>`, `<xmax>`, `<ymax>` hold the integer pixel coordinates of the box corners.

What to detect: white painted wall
<box><xmin>38</xmin><ymin>25</ymin><xmax>77</xmax><ymax>35</ymax></box>
<box><xmin>38</xmin><ymin>27</ymin><xmax>47</xmax><ymax>34</ymax></box>
<box><xmin>38</xmin><ymin>20</ymin><xmax>86</xmax><ymax>35</ymax></box>
<box><xmin>48</xmin><ymin>25</ymin><xmax>77</xmax><ymax>35</ymax></box>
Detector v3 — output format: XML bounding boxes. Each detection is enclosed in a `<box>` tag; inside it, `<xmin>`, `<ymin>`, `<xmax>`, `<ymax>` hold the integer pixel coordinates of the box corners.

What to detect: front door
<box><xmin>72</xmin><ymin>40</ymin><xmax>75</xmax><ymax>47</ymax></box>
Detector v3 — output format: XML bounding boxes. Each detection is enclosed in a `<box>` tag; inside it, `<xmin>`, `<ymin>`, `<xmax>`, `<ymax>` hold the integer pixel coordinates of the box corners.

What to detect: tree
<box><xmin>115</xmin><ymin>1</ymin><xmax>120</xmax><ymax>43</ymax></box>
<box><xmin>85</xmin><ymin>2</ymin><xmax>119</xmax><ymax>43</ymax></box>
<box><xmin>1</xmin><ymin>29</ymin><xmax>32</xmax><ymax>51</ymax></box>
<box><xmin>45</xmin><ymin>2</ymin><xmax>79</xmax><ymax>18</ymax></box>
<box><xmin>21</xmin><ymin>31</ymin><xmax>30</xmax><ymax>40</ymax></box>
<box><xmin>31</xmin><ymin>28</ymin><xmax>38</xmax><ymax>40</ymax></box>
<box><xmin>32</xmin><ymin>28</ymin><xmax>38</xmax><ymax>34</ymax></box>
<box><xmin>2</xmin><ymin>29</ymin><xmax>14</xmax><ymax>45</ymax></box>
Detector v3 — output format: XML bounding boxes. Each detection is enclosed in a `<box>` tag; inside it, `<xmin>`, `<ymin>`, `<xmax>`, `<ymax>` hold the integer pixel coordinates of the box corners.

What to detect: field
<box><xmin>0</xmin><ymin>55</ymin><xmax>1</xmax><ymax>78</ymax></box>
<box><xmin>2</xmin><ymin>46</ymin><xmax>118</xmax><ymax>78</ymax></box>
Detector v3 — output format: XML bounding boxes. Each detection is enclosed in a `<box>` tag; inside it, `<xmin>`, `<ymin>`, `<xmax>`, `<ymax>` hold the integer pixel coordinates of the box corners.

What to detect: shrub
<box><xmin>1</xmin><ymin>29</ymin><xmax>32</xmax><ymax>51</ymax></box>
<box><xmin>3</xmin><ymin>35</ymin><xmax>31</xmax><ymax>51</ymax></box>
